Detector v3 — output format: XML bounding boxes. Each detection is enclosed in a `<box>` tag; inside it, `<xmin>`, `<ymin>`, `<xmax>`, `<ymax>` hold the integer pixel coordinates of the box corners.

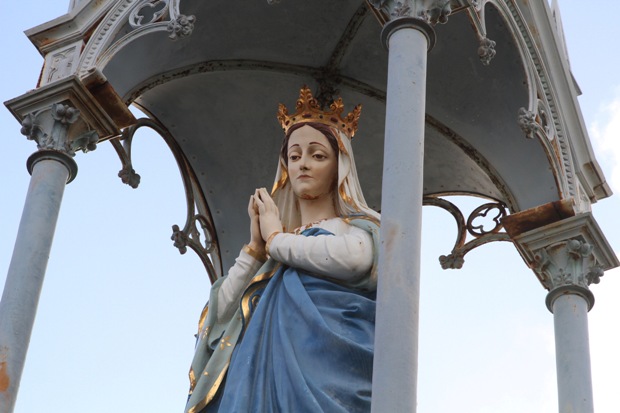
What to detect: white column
<box><xmin>550</xmin><ymin>293</ymin><xmax>594</xmax><ymax>413</ymax></box>
<box><xmin>0</xmin><ymin>152</ymin><xmax>77</xmax><ymax>413</ymax></box>
<box><xmin>539</xmin><ymin>238</ymin><xmax>599</xmax><ymax>413</ymax></box>
<box><xmin>510</xmin><ymin>213</ymin><xmax>617</xmax><ymax>413</ymax></box>
<box><xmin>372</xmin><ymin>18</ymin><xmax>435</xmax><ymax>413</ymax></box>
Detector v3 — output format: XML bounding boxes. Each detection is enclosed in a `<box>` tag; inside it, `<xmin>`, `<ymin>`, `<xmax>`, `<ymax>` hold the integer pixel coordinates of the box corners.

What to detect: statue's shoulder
<box><xmin>342</xmin><ymin>214</ymin><xmax>380</xmax><ymax>232</ymax></box>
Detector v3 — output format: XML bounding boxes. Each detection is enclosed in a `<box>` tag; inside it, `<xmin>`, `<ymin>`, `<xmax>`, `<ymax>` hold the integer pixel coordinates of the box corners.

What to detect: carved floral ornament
<box><xmin>517</xmin><ymin>97</ymin><xmax>580</xmax><ymax>208</ymax></box>
<box><xmin>532</xmin><ymin>238</ymin><xmax>607</xmax><ymax>311</ymax></box>
<box><xmin>478</xmin><ymin>37</ymin><xmax>496</xmax><ymax>65</ymax></box>
<box><xmin>128</xmin><ymin>0</ymin><xmax>196</xmax><ymax>40</ymax></box>
<box><xmin>368</xmin><ymin>0</ymin><xmax>453</xmax><ymax>24</ymax></box>
<box><xmin>534</xmin><ymin>239</ymin><xmax>604</xmax><ymax>292</ymax></box>
<box><xmin>20</xmin><ymin>103</ymin><xmax>99</xmax><ymax>157</ymax></box>
<box><xmin>518</xmin><ymin>100</ymin><xmax>556</xmax><ymax>142</ymax></box>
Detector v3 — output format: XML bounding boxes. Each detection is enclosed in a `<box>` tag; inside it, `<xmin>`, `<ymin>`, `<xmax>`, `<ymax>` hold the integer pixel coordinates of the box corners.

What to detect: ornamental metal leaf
<box><xmin>391</xmin><ymin>2</ymin><xmax>412</xmax><ymax>17</ymax></box>
<box><xmin>478</xmin><ymin>37</ymin><xmax>496</xmax><ymax>66</ymax></box>
<box><xmin>534</xmin><ymin>239</ymin><xmax>604</xmax><ymax>291</ymax></box>
<box><xmin>518</xmin><ymin>107</ymin><xmax>537</xmax><ymax>139</ymax></box>
<box><xmin>167</xmin><ymin>14</ymin><xmax>196</xmax><ymax>40</ymax></box>
<box><xmin>71</xmin><ymin>130</ymin><xmax>99</xmax><ymax>153</ymax></box>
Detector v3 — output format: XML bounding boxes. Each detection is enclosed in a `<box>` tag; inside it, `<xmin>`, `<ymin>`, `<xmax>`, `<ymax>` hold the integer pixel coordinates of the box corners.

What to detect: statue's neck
<box><xmin>298</xmin><ymin>194</ymin><xmax>337</xmax><ymax>226</ymax></box>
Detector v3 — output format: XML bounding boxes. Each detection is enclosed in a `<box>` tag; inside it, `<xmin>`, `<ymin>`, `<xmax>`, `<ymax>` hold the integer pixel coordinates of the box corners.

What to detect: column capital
<box><xmin>19</xmin><ymin>102</ymin><xmax>98</xmax><ymax>157</ymax></box>
<box><xmin>511</xmin><ymin>212</ymin><xmax>619</xmax><ymax>311</ymax></box>
<box><xmin>369</xmin><ymin>0</ymin><xmax>469</xmax><ymax>25</ymax></box>
<box><xmin>5</xmin><ymin>75</ymin><xmax>126</xmax><ymax>180</ymax></box>
<box><xmin>536</xmin><ymin>239</ymin><xmax>599</xmax><ymax>311</ymax></box>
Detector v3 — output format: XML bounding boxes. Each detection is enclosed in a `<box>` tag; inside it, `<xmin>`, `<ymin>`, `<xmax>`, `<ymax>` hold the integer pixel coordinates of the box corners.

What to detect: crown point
<box><xmin>277</xmin><ymin>86</ymin><xmax>361</xmax><ymax>139</ymax></box>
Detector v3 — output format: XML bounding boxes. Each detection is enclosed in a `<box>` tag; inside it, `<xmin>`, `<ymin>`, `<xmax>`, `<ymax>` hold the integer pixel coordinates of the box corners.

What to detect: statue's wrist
<box><xmin>265</xmin><ymin>231</ymin><xmax>281</xmax><ymax>256</ymax></box>
<box><xmin>245</xmin><ymin>242</ymin><xmax>267</xmax><ymax>262</ymax></box>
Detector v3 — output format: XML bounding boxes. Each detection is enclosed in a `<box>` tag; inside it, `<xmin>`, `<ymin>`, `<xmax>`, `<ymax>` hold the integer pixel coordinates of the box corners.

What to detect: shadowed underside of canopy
<box><xmin>7</xmin><ymin>0</ymin><xmax>613</xmax><ymax>276</ymax></box>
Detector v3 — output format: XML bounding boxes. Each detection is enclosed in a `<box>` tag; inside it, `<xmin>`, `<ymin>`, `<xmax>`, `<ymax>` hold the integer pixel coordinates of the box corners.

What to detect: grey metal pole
<box><xmin>371</xmin><ymin>18</ymin><xmax>435</xmax><ymax>413</ymax></box>
<box><xmin>552</xmin><ymin>293</ymin><xmax>594</xmax><ymax>413</ymax></box>
<box><xmin>0</xmin><ymin>152</ymin><xmax>76</xmax><ymax>413</ymax></box>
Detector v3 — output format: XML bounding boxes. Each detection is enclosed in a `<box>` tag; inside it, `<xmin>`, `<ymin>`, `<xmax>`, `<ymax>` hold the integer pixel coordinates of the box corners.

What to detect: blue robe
<box><xmin>186</xmin><ymin>220</ymin><xmax>379</xmax><ymax>413</ymax></box>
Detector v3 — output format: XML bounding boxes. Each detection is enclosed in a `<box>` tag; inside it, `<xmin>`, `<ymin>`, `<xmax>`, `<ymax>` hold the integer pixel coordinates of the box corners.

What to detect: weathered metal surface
<box><xmin>112</xmin><ymin>117</ymin><xmax>222</xmax><ymax>282</ymax></box>
<box><xmin>126</xmin><ymin>59</ymin><xmax>388</xmax><ymax>106</ymax></box>
<box><xmin>552</xmin><ymin>294</ymin><xmax>594</xmax><ymax>413</ymax></box>
<box><xmin>0</xmin><ymin>158</ymin><xmax>72</xmax><ymax>413</ymax></box>
<box><xmin>511</xmin><ymin>212</ymin><xmax>619</xmax><ymax>290</ymax></box>
<box><xmin>502</xmin><ymin>199</ymin><xmax>575</xmax><ymax>238</ymax></box>
<box><xmin>423</xmin><ymin>196</ymin><xmax>512</xmax><ymax>269</ymax></box>
<box><xmin>15</xmin><ymin>1</ymin><xmax>615</xmax><ymax>273</ymax></box>
<box><xmin>372</xmin><ymin>21</ymin><xmax>429</xmax><ymax>413</ymax></box>
<box><xmin>315</xmin><ymin>2</ymin><xmax>371</xmax><ymax>106</ymax></box>
<box><xmin>424</xmin><ymin>114</ymin><xmax>516</xmax><ymax>209</ymax></box>
<box><xmin>82</xmin><ymin>68</ymin><xmax>136</xmax><ymax>130</ymax></box>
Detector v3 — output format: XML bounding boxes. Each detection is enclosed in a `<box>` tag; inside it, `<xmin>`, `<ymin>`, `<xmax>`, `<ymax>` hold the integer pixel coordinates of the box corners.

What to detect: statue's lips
<box><xmin>297</xmin><ymin>175</ymin><xmax>312</xmax><ymax>179</ymax></box>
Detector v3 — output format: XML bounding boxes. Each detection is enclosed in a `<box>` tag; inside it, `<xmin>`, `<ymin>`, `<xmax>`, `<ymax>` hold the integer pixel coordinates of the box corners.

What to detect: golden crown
<box><xmin>277</xmin><ymin>86</ymin><xmax>362</xmax><ymax>139</ymax></box>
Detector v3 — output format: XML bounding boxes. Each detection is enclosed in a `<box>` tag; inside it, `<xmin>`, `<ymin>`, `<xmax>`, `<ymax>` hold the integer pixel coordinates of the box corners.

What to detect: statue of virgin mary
<box><xmin>185</xmin><ymin>86</ymin><xmax>381</xmax><ymax>413</ymax></box>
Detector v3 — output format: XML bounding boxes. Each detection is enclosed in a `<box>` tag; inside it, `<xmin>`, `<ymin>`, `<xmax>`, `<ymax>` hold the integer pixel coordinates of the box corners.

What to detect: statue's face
<box><xmin>287</xmin><ymin>125</ymin><xmax>338</xmax><ymax>200</ymax></box>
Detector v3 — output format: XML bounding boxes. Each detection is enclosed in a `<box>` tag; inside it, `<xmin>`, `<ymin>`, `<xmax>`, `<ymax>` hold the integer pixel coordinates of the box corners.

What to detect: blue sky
<box><xmin>1</xmin><ymin>1</ymin><xmax>619</xmax><ymax>412</ymax></box>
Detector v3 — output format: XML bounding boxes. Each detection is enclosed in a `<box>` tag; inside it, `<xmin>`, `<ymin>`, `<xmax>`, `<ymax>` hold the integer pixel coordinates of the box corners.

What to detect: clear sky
<box><xmin>1</xmin><ymin>1</ymin><xmax>618</xmax><ymax>412</ymax></box>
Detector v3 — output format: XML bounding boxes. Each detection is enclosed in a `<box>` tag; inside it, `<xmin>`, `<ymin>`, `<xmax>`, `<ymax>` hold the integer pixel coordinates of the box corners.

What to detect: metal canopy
<box><xmin>17</xmin><ymin>0</ymin><xmax>610</xmax><ymax>272</ymax></box>
<box><xmin>2</xmin><ymin>1</ymin><xmax>618</xmax><ymax>412</ymax></box>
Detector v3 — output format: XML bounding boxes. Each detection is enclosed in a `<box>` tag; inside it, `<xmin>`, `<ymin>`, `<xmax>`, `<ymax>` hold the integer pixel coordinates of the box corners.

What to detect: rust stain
<box><xmin>383</xmin><ymin>222</ymin><xmax>399</xmax><ymax>255</ymax></box>
<box><xmin>38</xmin><ymin>36</ymin><xmax>55</xmax><ymax>48</ymax></box>
<box><xmin>0</xmin><ymin>347</ymin><xmax>10</xmax><ymax>393</ymax></box>
<box><xmin>501</xmin><ymin>199</ymin><xmax>575</xmax><ymax>238</ymax></box>
<box><xmin>85</xmin><ymin>79</ymin><xmax>136</xmax><ymax>130</ymax></box>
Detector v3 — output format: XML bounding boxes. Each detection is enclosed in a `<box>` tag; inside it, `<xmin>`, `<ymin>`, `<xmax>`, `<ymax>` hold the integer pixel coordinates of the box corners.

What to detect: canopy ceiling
<box><xmin>20</xmin><ymin>0</ymin><xmax>611</xmax><ymax>272</ymax></box>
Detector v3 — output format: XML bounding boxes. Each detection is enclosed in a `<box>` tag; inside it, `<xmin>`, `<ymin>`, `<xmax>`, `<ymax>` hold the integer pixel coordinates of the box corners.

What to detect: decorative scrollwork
<box><xmin>424</xmin><ymin>196</ymin><xmax>511</xmax><ymax>269</ymax></box>
<box><xmin>171</xmin><ymin>214</ymin><xmax>218</xmax><ymax>282</ymax></box>
<box><xmin>467</xmin><ymin>202</ymin><xmax>506</xmax><ymax>237</ymax></box>
<box><xmin>112</xmin><ymin>123</ymin><xmax>142</xmax><ymax>189</ymax></box>
<box><xmin>127</xmin><ymin>0</ymin><xmax>196</xmax><ymax>40</ymax></box>
<box><xmin>113</xmin><ymin>118</ymin><xmax>221</xmax><ymax>282</ymax></box>
<box><xmin>129</xmin><ymin>0</ymin><xmax>170</xmax><ymax>29</ymax></box>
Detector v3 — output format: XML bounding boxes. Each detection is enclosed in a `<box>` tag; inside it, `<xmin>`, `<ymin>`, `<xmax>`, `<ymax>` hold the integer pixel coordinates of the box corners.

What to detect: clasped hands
<box><xmin>248</xmin><ymin>188</ymin><xmax>283</xmax><ymax>257</ymax></box>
